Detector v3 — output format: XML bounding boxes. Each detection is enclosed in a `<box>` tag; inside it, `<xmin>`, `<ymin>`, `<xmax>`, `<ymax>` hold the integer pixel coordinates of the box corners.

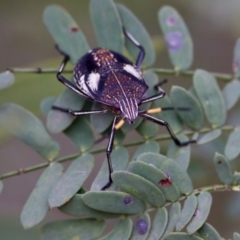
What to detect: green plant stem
<box><xmin>6</xmin><ymin>67</ymin><xmax>234</xmax><ymax>81</ymax></box>
<box><xmin>6</xmin><ymin>67</ymin><xmax>72</xmax><ymax>74</ymax></box>
<box><xmin>147</xmin><ymin>184</ymin><xmax>235</xmax><ymax>213</ymax></box>
<box><xmin>150</xmin><ymin>68</ymin><xmax>234</xmax><ymax>82</ymax></box>
<box><xmin>0</xmin><ymin>125</ymin><xmax>235</xmax><ymax>180</ymax></box>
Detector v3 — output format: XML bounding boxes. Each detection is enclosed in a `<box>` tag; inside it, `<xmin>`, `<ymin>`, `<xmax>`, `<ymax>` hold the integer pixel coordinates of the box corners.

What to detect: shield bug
<box><xmin>53</xmin><ymin>29</ymin><xmax>196</xmax><ymax>190</ymax></box>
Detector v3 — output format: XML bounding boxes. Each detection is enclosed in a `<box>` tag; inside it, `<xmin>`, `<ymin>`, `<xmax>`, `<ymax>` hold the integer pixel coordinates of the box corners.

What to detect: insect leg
<box><xmin>139</xmin><ymin>113</ymin><xmax>196</xmax><ymax>146</ymax></box>
<box><xmin>101</xmin><ymin>116</ymin><xmax>118</xmax><ymax>190</ymax></box>
<box><xmin>55</xmin><ymin>47</ymin><xmax>91</xmax><ymax>99</ymax></box>
<box><xmin>123</xmin><ymin>28</ymin><xmax>145</xmax><ymax>68</ymax></box>
<box><xmin>141</xmin><ymin>79</ymin><xmax>168</xmax><ymax>104</ymax></box>
<box><xmin>52</xmin><ymin>106</ymin><xmax>108</xmax><ymax>116</ymax></box>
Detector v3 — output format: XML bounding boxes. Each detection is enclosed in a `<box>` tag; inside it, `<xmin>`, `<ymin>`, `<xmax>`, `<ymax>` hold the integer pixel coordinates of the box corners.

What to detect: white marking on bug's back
<box><xmin>76</xmin><ymin>74</ymin><xmax>91</xmax><ymax>96</ymax></box>
<box><xmin>87</xmin><ymin>72</ymin><xmax>100</xmax><ymax>92</ymax></box>
<box><xmin>123</xmin><ymin>64</ymin><xmax>142</xmax><ymax>80</ymax></box>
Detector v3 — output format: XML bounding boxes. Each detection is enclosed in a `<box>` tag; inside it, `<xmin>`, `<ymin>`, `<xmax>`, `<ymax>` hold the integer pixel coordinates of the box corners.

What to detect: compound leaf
<box><xmin>112</xmin><ymin>171</ymin><xmax>166</xmax><ymax>207</ymax></box>
<box><xmin>186</xmin><ymin>191</ymin><xmax>212</xmax><ymax>234</ymax></box>
<box><xmin>40</xmin><ymin>219</ymin><xmax>105</xmax><ymax>240</ymax></box>
<box><xmin>117</xmin><ymin>4</ymin><xmax>155</xmax><ymax>66</ymax></box>
<box><xmin>222</xmin><ymin>79</ymin><xmax>240</xmax><ymax>110</ymax></box>
<box><xmin>47</xmin><ymin>87</ymin><xmax>85</xmax><ymax>133</ymax></box>
<box><xmin>213</xmin><ymin>152</ymin><xmax>233</xmax><ymax>185</ymax></box>
<box><xmin>148</xmin><ymin>208</ymin><xmax>168</xmax><ymax>240</ymax></box>
<box><xmin>128</xmin><ymin>161</ymin><xmax>180</xmax><ymax>202</ymax></box>
<box><xmin>21</xmin><ymin>163</ymin><xmax>63</xmax><ymax>229</ymax></box>
<box><xmin>100</xmin><ymin>218</ymin><xmax>132</xmax><ymax>240</ymax></box>
<box><xmin>138</xmin><ymin>153</ymin><xmax>193</xmax><ymax>195</ymax></box>
<box><xmin>91</xmin><ymin>146</ymin><xmax>129</xmax><ymax>191</ymax></box>
<box><xmin>64</xmin><ymin>117</ymin><xmax>94</xmax><ymax>151</ymax></box>
<box><xmin>162</xmin><ymin>202</ymin><xmax>181</xmax><ymax>238</ymax></box>
<box><xmin>40</xmin><ymin>97</ymin><xmax>57</xmax><ymax>117</ymax></box>
<box><xmin>158</xmin><ymin>6</ymin><xmax>193</xmax><ymax>71</ymax></box>
<box><xmin>130</xmin><ymin>213</ymin><xmax>150</xmax><ymax>240</ymax></box>
<box><xmin>193</xmin><ymin>69</ymin><xmax>226</xmax><ymax>128</ymax></box>
<box><xmin>59</xmin><ymin>194</ymin><xmax>120</xmax><ymax>219</ymax></box>
<box><xmin>170</xmin><ymin>86</ymin><xmax>203</xmax><ymax>130</ymax></box>
<box><xmin>82</xmin><ymin>191</ymin><xmax>146</xmax><ymax>214</ymax></box>
<box><xmin>225</xmin><ymin>127</ymin><xmax>240</xmax><ymax>160</ymax></box>
<box><xmin>198</xmin><ymin>223</ymin><xmax>222</xmax><ymax>240</ymax></box>
<box><xmin>176</xmin><ymin>194</ymin><xmax>198</xmax><ymax>231</ymax></box>
<box><xmin>43</xmin><ymin>5</ymin><xmax>89</xmax><ymax>64</ymax></box>
<box><xmin>197</xmin><ymin>129</ymin><xmax>222</xmax><ymax>145</ymax></box>
<box><xmin>0</xmin><ymin>103</ymin><xmax>60</xmax><ymax>160</ymax></box>
<box><xmin>0</xmin><ymin>71</ymin><xmax>14</xmax><ymax>89</ymax></box>
<box><xmin>167</xmin><ymin>134</ymin><xmax>191</xmax><ymax>170</ymax></box>
<box><xmin>90</xmin><ymin>0</ymin><xmax>124</xmax><ymax>53</ymax></box>
<box><xmin>132</xmin><ymin>140</ymin><xmax>160</xmax><ymax>161</ymax></box>
<box><xmin>152</xmin><ymin>94</ymin><xmax>183</xmax><ymax>133</ymax></box>
<box><xmin>49</xmin><ymin>154</ymin><xmax>95</xmax><ymax>208</ymax></box>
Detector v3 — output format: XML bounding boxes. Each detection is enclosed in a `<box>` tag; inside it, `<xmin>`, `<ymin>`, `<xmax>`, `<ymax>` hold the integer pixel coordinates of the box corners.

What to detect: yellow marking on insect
<box><xmin>115</xmin><ymin>119</ymin><xmax>125</xmax><ymax>130</ymax></box>
<box><xmin>147</xmin><ymin>108</ymin><xmax>162</xmax><ymax>114</ymax></box>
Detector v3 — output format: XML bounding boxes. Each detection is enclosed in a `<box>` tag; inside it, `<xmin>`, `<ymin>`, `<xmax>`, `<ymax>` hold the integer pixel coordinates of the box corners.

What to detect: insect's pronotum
<box><xmin>53</xmin><ymin>29</ymin><xmax>195</xmax><ymax>190</ymax></box>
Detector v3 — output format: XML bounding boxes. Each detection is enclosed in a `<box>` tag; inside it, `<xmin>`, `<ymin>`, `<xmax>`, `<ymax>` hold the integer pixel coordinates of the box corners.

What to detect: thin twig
<box><xmin>150</xmin><ymin>68</ymin><xmax>234</xmax><ymax>82</ymax></box>
<box><xmin>0</xmin><ymin>125</ymin><xmax>235</xmax><ymax>181</ymax></box>
<box><xmin>5</xmin><ymin>67</ymin><xmax>234</xmax><ymax>81</ymax></box>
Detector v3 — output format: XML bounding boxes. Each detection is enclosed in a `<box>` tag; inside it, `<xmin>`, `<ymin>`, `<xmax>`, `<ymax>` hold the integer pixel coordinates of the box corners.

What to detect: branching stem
<box><xmin>0</xmin><ymin>125</ymin><xmax>235</xmax><ymax>180</ymax></box>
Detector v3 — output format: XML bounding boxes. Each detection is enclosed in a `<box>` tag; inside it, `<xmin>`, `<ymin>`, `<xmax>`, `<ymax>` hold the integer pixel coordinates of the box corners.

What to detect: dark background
<box><xmin>0</xmin><ymin>0</ymin><xmax>240</xmax><ymax>239</ymax></box>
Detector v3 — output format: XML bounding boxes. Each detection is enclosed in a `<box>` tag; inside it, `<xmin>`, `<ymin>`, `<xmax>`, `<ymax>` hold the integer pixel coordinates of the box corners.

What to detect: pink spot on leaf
<box><xmin>165</xmin><ymin>31</ymin><xmax>184</xmax><ymax>52</ymax></box>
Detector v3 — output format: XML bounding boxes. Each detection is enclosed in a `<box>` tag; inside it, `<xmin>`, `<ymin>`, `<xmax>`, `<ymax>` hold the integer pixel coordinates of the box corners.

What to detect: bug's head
<box><xmin>119</xmin><ymin>98</ymin><xmax>139</xmax><ymax>124</ymax></box>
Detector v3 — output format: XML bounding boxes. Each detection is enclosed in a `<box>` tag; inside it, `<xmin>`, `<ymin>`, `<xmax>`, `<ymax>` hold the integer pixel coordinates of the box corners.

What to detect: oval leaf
<box><xmin>225</xmin><ymin>127</ymin><xmax>240</xmax><ymax>160</ymax></box>
<box><xmin>112</xmin><ymin>170</ymin><xmax>166</xmax><ymax>207</ymax></box>
<box><xmin>162</xmin><ymin>202</ymin><xmax>181</xmax><ymax>238</ymax></box>
<box><xmin>49</xmin><ymin>154</ymin><xmax>95</xmax><ymax>208</ymax></box>
<box><xmin>47</xmin><ymin>87</ymin><xmax>85</xmax><ymax>133</ymax></box>
<box><xmin>164</xmin><ymin>233</ymin><xmax>203</xmax><ymax>240</ymax></box>
<box><xmin>152</xmin><ymin>94</ymin><xmax>183</xmax><ymax>133</ymax></box>
<box><xmin>197</xmin><ymin>129</ymin><xmax>222</xmax><ymax>145</ymax></box>
<box><xmin>100</xmin><ymin>218</ymin><xmax>132</xmax><ymax>240</ymax></box>
<box><xmin>82</xmin><ymin>191</ymin><xmax>146</xmax><ymax>214</ymax></box>
<box><xmin>167</xmin><ymin>134</ymin><xmax>191</xmax><ymax>170</ymax></box>
<box><xmin>170</xmin><ymin>86</ymin><xmax>203</xmax><ymax>130</ymax></box>
<box><xmin>158</xmin><ymin>6</ymin><xmax>193</xmax><ymax>71</ymax></box>
<box><xmin>90</xmin><ymin>0</ymin><xmax>124</xmax><ymax>53</ymax></box>
<box><xmin>148</xmin><ymin>208</ymin><xmax>168</xmax><ymax>240</ymax></box>
<box><xmin>186</xmin><ymin>191</ymin><xmax>212</xmax><ymax>234</ymax></box>
<box><xmin>117</xmin><ymin>4</ymin><xmax>155</xmax><ymax>67</ymax></box>
<box><xmin>59</xmin><ymin>194</ymin><xmax>120</xmax><ymax>219</ymax></box>
<box><xmin>41</xmin><ymin>219</ymin><xmax>105</xmax><ymax>240</ymax></box>
<box><xmin>176</xmin><ymin>194</ymin><xmax>198</xmax><ymax>231</ymax></box>
<box><xmin>0</xmin><ymin>71</ymin><xmax>14</xmax><ymax>89</ymax></box>
<box><xmin>198</xmin><ymin>223</ymin><xmax>222</xmax><ymax>240</ymax></box>
<box><xmin>138</xmin><ymin>152</ymin><xmax>193</xmax><ymax>195</ymax></box>
<box><xmin>233</xmin><ymin>38</ymin><xmax>240</xmax><ymax>78</ymax></box>
<box><xmin>136</xmin><ymin>119</ymin><xmax>158</xmax><ymax>139</ymax></box>
<box><xmin>234</xmin><ymin>233</ymin><xmax>240</xmax><ymax>240</ymax></box>
<box><xmin>0</xmin><ymin>181</ymin><xmax>3</xmax><ymax>194</ymax></box>
<box><xmin>130</xmin><ymin>213</ymin><xmax>150</xmax><ymax>240</ymax></box>
<box><xmin>40</xmin><ymin>97</ymin><xmax>57</xmax><ymax>117</ymax></box>
<box><xmin>64</xmin><ymin>117</ymin><xmax>94</xmax><ymax>151</ymax></box>
<box><xmin>128</xmin><ymin>161</ymin><xmax>180</xmax><ymax>202</ymax></box>
<box><xmin>213</xmin><ymin>153</ymin><xmax>233</xmax><ymax>185</ymax></box>
<box><xmin>21</xmin><ymin>163</ymin><xmax>63</xmax><ymax>229</ymax></box>
<box><xmin>90</xmin><ymin>102</ymin><xmax>113</xmax><ymax>133</ymax></box>
<box><xmin>222</xmin><ymin>79</ymin><xmax>240</xmax><ymax>110</ymax></box>
<box><xmin>193</xmin><ymin>69</ymin><xmax>226</xmax><ymax>128</ymax></box>
<box><xmin>43</xmin><ymin>5</ymin><xmax>89</xmax><ymax>64</ymax></box>
<box><xmin>91</xmin><ymin>146</ymin><xmax>129</xmax><ymax>191</ymax></box>
<box><xmin>0</xmin><ymin>103</ymin><xmax>60</xmax><ymax>160</ymax></box>
<box><xmin>132</xmin><ymin>140</ymin><xmax>160</xmax><ymax>161</ymax></box>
